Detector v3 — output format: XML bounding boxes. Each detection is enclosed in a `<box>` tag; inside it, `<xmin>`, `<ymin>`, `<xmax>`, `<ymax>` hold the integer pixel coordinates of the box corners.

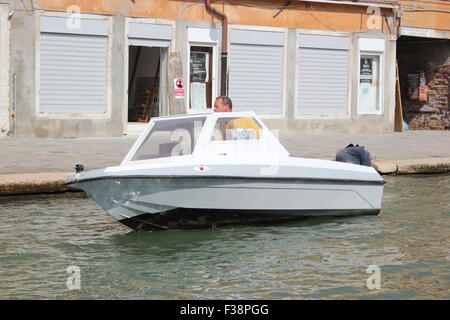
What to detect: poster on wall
<box><xmin>407</xmin><ymin>73</ymin><xmax>420</xmax><ymax>100</ymax></box>
<box><xmin>190</xmin><ymin>52</ymin><xmax>209</xmax><ymax>82</ymax></box>
<box><xmin>360</xmin><ymin>58</ymin><xmax>373</xmax><ymax>83</ymax></box>
<box><xmin>190</xmin><ymin>82</ymin><xmax>207</xmax><ymax>109</ymax></box>
<box><xmin>418</xmin><ymin>72</ymin><xmax>428</xmax><ymax>102</ymax></box>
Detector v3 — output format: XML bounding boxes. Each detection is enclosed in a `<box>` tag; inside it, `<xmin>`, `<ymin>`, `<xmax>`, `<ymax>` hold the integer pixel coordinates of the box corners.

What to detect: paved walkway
<box><xmin>1</xmin><ymin>130</ymin><xmax>450</xmax><ymax>174</ymax></box>
<box><xmin>1</xmin><ymin>130</ymin><xmax>450</xmax><ymax>195</ymax></box>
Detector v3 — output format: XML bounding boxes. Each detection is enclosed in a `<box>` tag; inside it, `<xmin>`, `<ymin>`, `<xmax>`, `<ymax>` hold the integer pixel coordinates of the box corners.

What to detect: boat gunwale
<box><xmin>65</xmin><ymin>174</ymin><xmax>386</xmax><ymax>186</ymax></box>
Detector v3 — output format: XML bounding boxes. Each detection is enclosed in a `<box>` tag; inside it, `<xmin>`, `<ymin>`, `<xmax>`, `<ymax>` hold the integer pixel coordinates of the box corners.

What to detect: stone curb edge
<box><xmin>0</xmin><ymin>172</ymin><xmax>73</xmax><ymax>196</ymax></box>
<box><xmin>372</xmin><ymin>158</ymin><xmax>450</xmax><ymax>175</ymax></box>
<box><xmin>1</xmin><ymin>158</ymin><xmax>449</xmax><ymax>195</ymax></box>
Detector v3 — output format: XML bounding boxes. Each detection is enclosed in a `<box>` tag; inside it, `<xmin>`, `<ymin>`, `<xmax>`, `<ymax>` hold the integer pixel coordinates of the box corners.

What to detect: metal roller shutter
<box><xmin>229</xmin><ymin>29</ymin><xmax>285</xmax><ymax>115</ymax></box>
<box><xmin>39</xmin><ymin>17</ymin><xmax>108</xmax><ymax>114</ymax></box>
<box><xmin>297</xmin><ymin>34</ymin><xmax>350</xmax><ymax>115</ymax></box>
<box><xmin>128</xmin><ymin>22</ymin><xmax>171</xmax><ymax>47</ymax></box>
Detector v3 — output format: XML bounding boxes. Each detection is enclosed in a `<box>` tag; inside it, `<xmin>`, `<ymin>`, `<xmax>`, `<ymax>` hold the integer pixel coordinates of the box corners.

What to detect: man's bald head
<box><xmin>214</xmin><ymin>96</ymin><xmax>233</xmax><ymax>112</ymax></box>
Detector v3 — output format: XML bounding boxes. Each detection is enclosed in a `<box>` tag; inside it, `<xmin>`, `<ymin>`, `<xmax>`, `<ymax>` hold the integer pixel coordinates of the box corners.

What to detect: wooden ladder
<box><xmin>138</xmin><ymin>59</ymin><xmax>161</xmax><ymax>123</ymax></box>
<box><xmin>394</xmin><ymin>61</ymin><xmax>404</xmax><ymax>132</ymax></box>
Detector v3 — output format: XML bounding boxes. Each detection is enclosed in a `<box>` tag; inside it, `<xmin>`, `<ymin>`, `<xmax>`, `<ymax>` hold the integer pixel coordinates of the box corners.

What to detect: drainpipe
<box><xmin>12</xmin><ymin>74</ymin><xmax>17</xmax><ymax>137</ymax></box>
<box><xmin>205</xmin><ymin>0</ymin><xmax>228</xmax><ymax>96</ymax></box>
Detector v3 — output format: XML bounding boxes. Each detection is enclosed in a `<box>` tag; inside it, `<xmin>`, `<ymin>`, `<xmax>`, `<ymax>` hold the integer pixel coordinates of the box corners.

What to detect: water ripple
<box><xmin>0</xmin><ymin>174</ymin><xmax>449</xmax><ymax>299</ymax></box>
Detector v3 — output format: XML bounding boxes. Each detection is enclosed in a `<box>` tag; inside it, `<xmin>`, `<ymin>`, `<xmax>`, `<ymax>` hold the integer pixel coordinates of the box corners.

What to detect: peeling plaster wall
<box><xmin>399</xmin><ymin>38</ymin><xmax>450</xmax><ymax>130</ymax></box>
<box><xmin>36</xmin><ymin>0</ymin><xmax>395</xmax><ymax>33</ymax></box>
<box><xmin>400</xmin><ymin>0</ymin><xmax>450</xmax><ymax>32</ymax></box>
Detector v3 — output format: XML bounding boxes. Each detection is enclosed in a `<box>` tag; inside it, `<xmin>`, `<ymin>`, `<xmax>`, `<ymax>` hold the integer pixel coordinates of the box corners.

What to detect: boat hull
<box><xmin>118</xmin><ymin>208</ymin><xmax>380</xmax><ymax>231</ymax></box>
<box><xmin>72</xmin><ymin>176</ymin><xmax>383</xmax><ymax>231</ymax></box>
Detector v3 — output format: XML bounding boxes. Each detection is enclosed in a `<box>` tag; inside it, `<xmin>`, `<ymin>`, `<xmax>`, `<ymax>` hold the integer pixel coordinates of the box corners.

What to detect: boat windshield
<box><xmin>131</xmin><ymin>116</ymin><xmax>207</xmax><ymax>161</ymax></box>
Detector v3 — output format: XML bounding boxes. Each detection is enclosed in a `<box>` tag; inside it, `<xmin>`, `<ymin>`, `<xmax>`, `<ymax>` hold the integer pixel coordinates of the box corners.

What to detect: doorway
<box><xmin>359</xmin><ymin>54</ymin><xmax>382</xmax><ymax>114</ymax></box>
<box><xmin>128</xmin><ymin>46</ymin><xmax>161</xmax><ymax>123</ymax></box>
<box><xmin>397</xmin><ymin>36</ymin><xmax>449</xmax><ymax>130</ymax></box>
<box><xmin>189</xmin><ymin>45</ymin><xmax>214</xmax><ymax>111</ymax></box>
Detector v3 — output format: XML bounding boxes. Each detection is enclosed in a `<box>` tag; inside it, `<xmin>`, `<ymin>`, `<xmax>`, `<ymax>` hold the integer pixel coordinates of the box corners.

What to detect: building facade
<box><xmin>0</xmin><ymin>0</ymin><xmax>448</xmax><ymax>138</ymax></box>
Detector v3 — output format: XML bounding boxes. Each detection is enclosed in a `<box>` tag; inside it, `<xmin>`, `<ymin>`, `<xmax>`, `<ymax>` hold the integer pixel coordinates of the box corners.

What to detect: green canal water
<box><xmin>0</xmin><ymin>174</ymin><xmax>449</xmax><ymax>299</ymax></box>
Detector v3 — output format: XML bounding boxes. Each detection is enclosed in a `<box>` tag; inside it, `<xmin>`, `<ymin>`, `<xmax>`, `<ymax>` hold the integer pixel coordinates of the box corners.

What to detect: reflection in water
<box><xmin>0</xmin><ymin>174</ymin><xmax>449</xmax><ymax>299</ymax></box>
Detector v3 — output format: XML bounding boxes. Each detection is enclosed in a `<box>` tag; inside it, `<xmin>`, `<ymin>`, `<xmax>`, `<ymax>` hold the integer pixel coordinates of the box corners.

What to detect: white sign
<box><xmin>190</xmin><ymin>82</ymin><xmax>207</xmax><ymax>109</ymax></box>
<box><xmin>401</xmin><ymin>27</ymin><xmax>432</xmax><ymax>38</ymax></box>
<box><xmin>400</xmin><ymin>27</ymin><xmax>450</xmax><ymax>39</ymax></box>
<box><xmin>173</xmin><ymin>78</ymin><xmax>185</xmax><ymax>99</ymax></box>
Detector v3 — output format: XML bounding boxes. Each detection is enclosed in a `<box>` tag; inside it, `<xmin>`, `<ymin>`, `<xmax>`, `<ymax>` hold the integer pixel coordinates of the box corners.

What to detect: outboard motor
<box><xmin>335</xmin><ymin>144</ymin><xmax>371</xmax><ymax>167</ymax></box>
<box><xmin>75</xmin><ymin>164</ymin><xmax>85</xmax><ymax>173</ymax></box>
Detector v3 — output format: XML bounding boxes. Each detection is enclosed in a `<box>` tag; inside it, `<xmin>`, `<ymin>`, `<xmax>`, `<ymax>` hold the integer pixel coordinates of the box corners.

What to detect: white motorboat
<box><xmin>66</xmin><ymin>112</ymin><xmax>384</xmax><ymax>231</ymax></box>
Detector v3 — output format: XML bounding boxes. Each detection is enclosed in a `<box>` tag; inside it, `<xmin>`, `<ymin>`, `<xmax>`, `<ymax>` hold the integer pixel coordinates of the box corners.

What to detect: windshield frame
<box><xmin>121</xmin><ymin>114</ymin><xmax>208</xmax><ymax>164</ymax></box>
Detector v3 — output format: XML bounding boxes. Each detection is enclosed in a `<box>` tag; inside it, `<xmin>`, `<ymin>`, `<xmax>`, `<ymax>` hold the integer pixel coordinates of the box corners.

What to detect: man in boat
<box><xmin>213</xmin><ymin>96</ymin><xmax>262</xmax><ymax>140</ymax></box>
<box><xmin>335</xmin><ymin>143</ymin><xmax>372</xmax><ymax>167</ymax></box>
<box><xmin>213</xmin><ymin>96</ymin><xmax>233</xmax><ymax>113</ymax></box>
